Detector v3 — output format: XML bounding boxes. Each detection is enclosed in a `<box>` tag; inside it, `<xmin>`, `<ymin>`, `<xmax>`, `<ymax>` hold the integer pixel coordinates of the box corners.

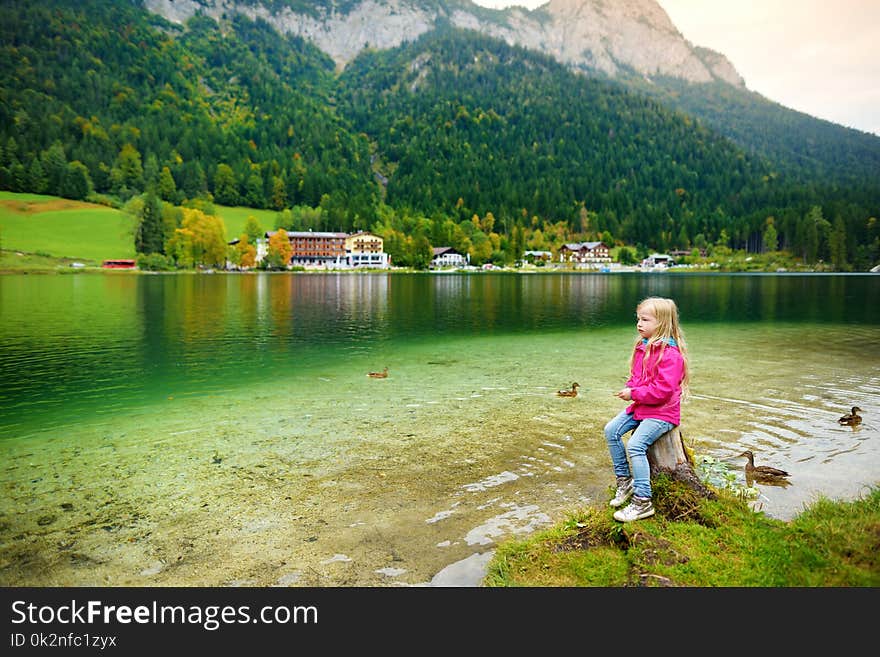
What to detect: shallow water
<box><xmin>1</xmin><ymin>272</ymin><xmax>878</xmax><ymax>586</ymax></box>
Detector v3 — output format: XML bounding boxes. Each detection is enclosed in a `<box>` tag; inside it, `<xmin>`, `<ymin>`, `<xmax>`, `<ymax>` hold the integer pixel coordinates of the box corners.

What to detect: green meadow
<box><xmin>0</xmin><ymin>192</ymin><xmax>278</xmax><ymax>268</ymax></box>
<box><xmin>0</xmin><ymin>192</ymin><xmax>135</xmax><ymax>263</ymax></box>
<box><xmin>215</xmin><ymin>205</ymin><xmax>278</xmax><ymax>241</ymax></box>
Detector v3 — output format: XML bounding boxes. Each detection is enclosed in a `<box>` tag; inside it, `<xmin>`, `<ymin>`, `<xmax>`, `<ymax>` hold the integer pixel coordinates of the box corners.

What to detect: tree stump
<box><xmin>647</xmin><ymin>426</ymin><xmax>716</xmax><ymax>499</ymax></box>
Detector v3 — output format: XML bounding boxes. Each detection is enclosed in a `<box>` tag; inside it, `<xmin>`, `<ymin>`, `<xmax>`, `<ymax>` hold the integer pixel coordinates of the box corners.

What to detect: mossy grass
<box><xmin>485</xmin><ymin>475</ymin><xmax>880</xmax><ymax>587</ymax></box>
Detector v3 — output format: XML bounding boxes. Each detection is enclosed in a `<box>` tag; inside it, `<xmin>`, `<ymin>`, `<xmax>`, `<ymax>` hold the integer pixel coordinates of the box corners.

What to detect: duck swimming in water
<box><xmin>368</xmin><ymin>367</ymin><xmax>388</xmax><ymax>379</ymax></box>
<box><xmin>556</xmin><ymin>382</ymin><xmax>580</xmax><ymax>397</ymax></box>
<box><xmin>837</xmin><ymin>406</ymin><xmax>863</xmax><ymax>426</ymax></box>
<box><xmin>738</xmin><ymin>450</ymin><xmax>790</xmax><ymax>481</ymax></box>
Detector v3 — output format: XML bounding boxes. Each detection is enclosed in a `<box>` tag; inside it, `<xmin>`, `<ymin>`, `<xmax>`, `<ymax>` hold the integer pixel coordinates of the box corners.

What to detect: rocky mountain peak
<box><xmin>142</xmin><ymin>0</ymin><xmax>744</xmax><ymax>87</ymax></box>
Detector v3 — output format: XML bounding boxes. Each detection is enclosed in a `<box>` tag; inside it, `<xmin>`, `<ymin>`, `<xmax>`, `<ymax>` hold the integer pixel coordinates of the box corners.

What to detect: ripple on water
<box><xmin>461</xmin><ymin>471</ymin><xmax>520</xmax><ymax>492</ymax></box>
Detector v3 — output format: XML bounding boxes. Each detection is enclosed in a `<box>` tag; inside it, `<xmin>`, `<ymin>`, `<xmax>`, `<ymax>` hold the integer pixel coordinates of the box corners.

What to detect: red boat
<box><xmin>101</xmin><ymin>259</ymin><xmax>137</xmax><ymax>269</ymax></box>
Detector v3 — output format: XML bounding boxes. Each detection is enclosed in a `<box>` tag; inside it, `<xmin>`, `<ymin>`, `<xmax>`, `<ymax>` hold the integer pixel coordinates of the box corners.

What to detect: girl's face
<box><xmin>636</xmin><ymin>306</ymin><xmax>659</xmax><ymax>340</ymax></box>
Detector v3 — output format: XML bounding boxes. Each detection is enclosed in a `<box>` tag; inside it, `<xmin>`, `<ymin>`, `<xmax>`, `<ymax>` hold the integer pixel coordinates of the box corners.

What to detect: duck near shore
<box><xmin>368</xmin><ymin>367</ymin><xmax>389</xmax><ymax>379</ymax></box>
<box><xmin>738</xmin><ymin>450</ymin><xmax>790</xmax><ymax>481</ymax></box>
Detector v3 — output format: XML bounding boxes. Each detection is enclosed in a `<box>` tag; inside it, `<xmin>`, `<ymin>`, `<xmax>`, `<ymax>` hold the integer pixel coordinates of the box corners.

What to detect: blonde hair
<box><xmin>629</xmin><ymin>296</ymin><xmax>690</xmax><ymax>400</ymax></box>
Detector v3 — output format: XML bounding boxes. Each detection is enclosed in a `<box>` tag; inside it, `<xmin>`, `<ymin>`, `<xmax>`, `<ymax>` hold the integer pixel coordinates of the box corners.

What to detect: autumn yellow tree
<box><xmin>230</xmin><ymin>234</ymin><xmax>257</xmax><ymax>269</ymax></box>
<box><xmin>469</xmin><ymin>230</ymin><xmax>493</xmax><ymax>265</ymax></box>
<box><xmin>480</xmin><ymin>211</ymin><xmax>495</xmax><ymax>234</ymax></box>
<box><xmin>266</xmin><ymin>229</ymin><xmax>292</xmax><ymax>269</ymax></box>
<box><xmin>165</xmin><ymin>207</ymin><xmax>227</xmax><ymax>268</ymax></box>
<box><xmin>271</xmin><ymin>176</ymin><xmax>287</xmax><ymax>211</ymax></box>
<box><xmin>166</xmin><ymin>227</ymin><xmax>196</xmax><ymax>268</ymax></box>
<box><xmin>527</xmin><ymin>227</ymin><xmax>546</xmax><ymax>251</ymax></box>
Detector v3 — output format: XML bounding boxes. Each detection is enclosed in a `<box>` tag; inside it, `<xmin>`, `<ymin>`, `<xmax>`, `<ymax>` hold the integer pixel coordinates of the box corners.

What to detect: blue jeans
<box><xmin>604</xmin><ymin>409</ymin><xmax>675</xmax><ymax>499</ymax></box>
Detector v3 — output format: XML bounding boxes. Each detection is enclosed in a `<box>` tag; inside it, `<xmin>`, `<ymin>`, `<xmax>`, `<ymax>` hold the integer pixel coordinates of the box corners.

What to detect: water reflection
<box><xmin>1</xmin><ymin>273</ymin><xmax>878</xmax><ymax>440</ymax></box>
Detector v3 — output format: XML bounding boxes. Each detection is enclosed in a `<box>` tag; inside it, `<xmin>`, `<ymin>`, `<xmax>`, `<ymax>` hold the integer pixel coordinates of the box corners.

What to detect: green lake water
<box><xmin>1</xmin><ymin>272</ymin><xmax>878</xmax><ymax>586</ymax></box>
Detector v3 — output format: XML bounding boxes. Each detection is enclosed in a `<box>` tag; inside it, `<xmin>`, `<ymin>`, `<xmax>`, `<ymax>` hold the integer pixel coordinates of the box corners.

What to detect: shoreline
<box><xmin>0</xmin><ymin>257</ymin><xmax>857</xmax><ymax>277</ymax></box>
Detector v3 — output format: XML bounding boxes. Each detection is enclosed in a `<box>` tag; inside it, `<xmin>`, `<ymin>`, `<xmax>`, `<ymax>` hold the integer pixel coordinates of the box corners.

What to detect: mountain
<box><xmin>141</xmin><ymin>0</ymin><xmax>879</xmax><ymax>187</ymax></box>
<box><xmin>143</xmin><ymin>0</ymin><xmax>743</xmax><ymax>85</ymax></box>
<box><xmin>0</xmin><ymin>0</ymin><xmax>878</xmax><ymax>269</ymax></box>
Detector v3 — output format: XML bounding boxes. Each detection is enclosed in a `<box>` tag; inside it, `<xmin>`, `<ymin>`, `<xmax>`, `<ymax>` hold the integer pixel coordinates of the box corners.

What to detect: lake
<box><xmin>1</xmin><ymin>271</ymin><xmax>878</xmax><ymax>586</ymax></box>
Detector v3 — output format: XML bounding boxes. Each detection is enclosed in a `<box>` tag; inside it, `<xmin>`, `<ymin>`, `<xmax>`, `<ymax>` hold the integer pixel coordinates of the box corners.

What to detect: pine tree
<box><xmin>112</xmin><ymin>144</ymin><xmax>144</xmax><ymax>198</ymax></box>
<box><xmin>42</xmin><ymin>142</ymin><xmax>68</xmax><ymax>196</ymax></box>
<box><xmin>829</xmin><ymin>216</ymin><xmax>848</xmax><ymax>270</ymax></box>
<box><xmin>136</xmin><ymin>192</ymin><xmax>165</xmax><ymax>255</ymax></box>
<box><xmin>763</xmin><ymin>218</ymin><xmax>778</xmax><ymax>252</ymax></box>
<box><xmin>28</xmin><ymin>158</ymin><xmax>47</xmax><ymax>194</ymax></box>
<box><xmin>158</xmin><ymin>166</ymin><xmax>178</xmax><ymax>203</ymax></box>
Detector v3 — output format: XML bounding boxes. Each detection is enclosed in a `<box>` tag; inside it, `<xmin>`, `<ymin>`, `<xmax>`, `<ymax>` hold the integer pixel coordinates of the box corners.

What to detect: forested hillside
<box><xmin>338</xmin><ymin>29</ymin><xmax>771</xmax><ymax>248</ymax></box>
<box><xmin>0</xmin><ymin>0</ymin><xmax>379</xmax><ymax>228</ymax></box>
<box><xmin>1</xmin><ymin>0</ymin><xmax>878</xmax><ymax>269</ymax></box>
<box><xmin>641</xmin><ymin>78</ymin><xmax>880</xmax><ymax>188</ymax></box>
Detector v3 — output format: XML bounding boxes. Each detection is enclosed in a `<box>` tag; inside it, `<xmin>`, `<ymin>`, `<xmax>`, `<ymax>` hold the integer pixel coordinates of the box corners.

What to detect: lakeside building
<box><xmin>345</xmin><ymin>231</ymin><xmax>389</xmax><ymax>268</ymax></box>
<box><xmin>431</xmin><ymin>246</ymin><xmax>468</xmax><ymax>269</ymax></box>
<box><xmin>285</xmin><ymin>230</ymin><xmax>347</xmax><ymax>267</ymax></box>
<box><xmin>523</xmin><ymin>250</ymin><xmax>552</xmax><ymax>263</ymax></box>
<box><xmin>558</xmin><ymin>241</ymin><xmax>611</xmax><ymax>265</ymax></box>
<box><xmin>641</xmin><ymin>253</ymin><xmax>675</xmax><ymax>269</ymax></box>
<box><xmin>669</xmin><ymin>248</ymin><xmax>707</xmax><ymax>259</ymax></box>
<box><xmin>258</xmin><ymin>230</ymin><xmax>389</xmax><ymax>269</ymax></box>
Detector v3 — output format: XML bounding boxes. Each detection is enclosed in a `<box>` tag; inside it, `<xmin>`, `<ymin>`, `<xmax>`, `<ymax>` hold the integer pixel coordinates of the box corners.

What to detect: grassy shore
<box><xmin>484</xmin><ymin>474</ymin><xmax>880</xmax><ymax>587</ymax></box>
<box><xmin>0</xmin><ymin>250</ymin><xmax>101</xmax><ymax>274</ymax></box>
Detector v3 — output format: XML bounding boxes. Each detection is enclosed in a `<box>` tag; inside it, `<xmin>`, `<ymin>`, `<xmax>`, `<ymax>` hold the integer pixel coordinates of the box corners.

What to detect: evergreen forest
<box><xmin>1</xmin><ymin>0</ymin><xmax>878</xmax><ymax>270</ymax></box>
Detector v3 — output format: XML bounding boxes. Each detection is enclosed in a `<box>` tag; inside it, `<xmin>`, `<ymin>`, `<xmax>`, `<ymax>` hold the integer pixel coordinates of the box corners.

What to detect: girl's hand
<box><xmin>615</xmin><ymin>387</ymin><xmax>632</xmax><ymax>401</ymax></box>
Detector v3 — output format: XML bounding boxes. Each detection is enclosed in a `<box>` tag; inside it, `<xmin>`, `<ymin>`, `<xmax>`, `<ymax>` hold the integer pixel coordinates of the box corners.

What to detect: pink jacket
<box><xmin>625</xmin><ymin>341</ymin><xmax>685</xmax><ymax>425</ymax></box>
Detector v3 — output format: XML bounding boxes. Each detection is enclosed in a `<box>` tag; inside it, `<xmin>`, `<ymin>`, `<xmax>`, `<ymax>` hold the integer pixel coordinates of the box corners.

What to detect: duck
<box><xmin>837</xmin><ymin>406</ymin><xmax>863</xmax><ymax>426</ymax></box>
<box><xmin>367</xmin><ymin>367</ymin><xmax>388</xmax><ymax>379</ymax></box>
<box><xmin>738</xmin><ymin>450</ymin><xmax>790</xmax><ymax>481</ymax></box>
<box><xmin>556</xmin><ymin>382</ymin><xmax>580</xmax><ymax>397</ymax></box>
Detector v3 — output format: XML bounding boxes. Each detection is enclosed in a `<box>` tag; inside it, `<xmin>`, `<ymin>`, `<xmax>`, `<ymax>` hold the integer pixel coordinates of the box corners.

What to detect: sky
<box><xmin>471</xmin><ymin>1</ymin><xmax>880</xmax><ymax>136</ymax></box>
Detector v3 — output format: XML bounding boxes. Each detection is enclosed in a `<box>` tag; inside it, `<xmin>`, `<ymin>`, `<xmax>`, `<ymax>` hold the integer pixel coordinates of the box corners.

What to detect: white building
<box><xmin>641</xmin><ymin>253</ymin><xmax>675</xmax><ymax>269</ymax></box>
<box><xmin>345</xmin><ymin>231</ymin><xmax>389</xmax><ymax>268</ymax></box>
<box><xmin>431</xmin><ymin>247</ymin><xmax>468</xmax><ymax>268</ymax></box>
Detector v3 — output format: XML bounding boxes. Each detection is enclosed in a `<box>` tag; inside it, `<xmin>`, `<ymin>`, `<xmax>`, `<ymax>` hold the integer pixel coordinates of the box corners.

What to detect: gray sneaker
<box><xmin>613</xmin><ymin>495</ymin><xmax>655</xmax><ymax>522</ymax></box>
<box><xmin>609</xmin><ymin>476</ymin><xmax>634</xmax><ymax>508</ymax></box>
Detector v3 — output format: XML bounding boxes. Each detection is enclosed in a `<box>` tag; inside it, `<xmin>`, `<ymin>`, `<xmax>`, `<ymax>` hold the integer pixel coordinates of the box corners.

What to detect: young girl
<box><xmin>604</xmin><ymin>296</ymin><xmax>689</xmax><ymax>522</ymax></box>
